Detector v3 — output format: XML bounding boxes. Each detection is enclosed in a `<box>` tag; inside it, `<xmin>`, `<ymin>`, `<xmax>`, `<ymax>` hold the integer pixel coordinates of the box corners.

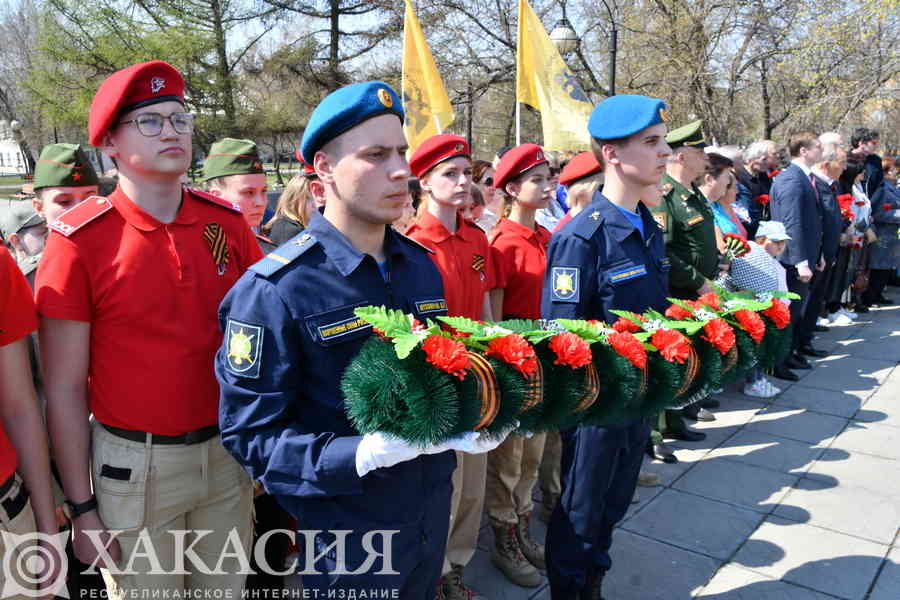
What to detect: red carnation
<box><xmin>702</xmin><ymin>318</ymin><xmax>736</xmax><ymax>354</ymax></box>
<box><xmin>769</xmin><ymin>169</ymin><xmax>781</xmax><ymax>178</ymax></box>
<box><xmin>665</xmin><ymin>303</ymin><xmax>694</xmax><ymax>320</ymax></box>
<box><xmin>612</xmin><ymin>317</ymin><xmax>642</xmax><ymax>333</ymax></box>
<box><xmin>650</xmin><ymin>328</ymin><xmax>691</xmax><ymax>364</ymax></box>
<box><xmin>762</xmin><ymin>299</ymin><xmax>791</xmax><ymax>329</ymax></box>
<box><xmin>608</xmin><ymin>331</ymin><xmax>647</xmax><ymax>370</ymax></box>
<box><xmin>422</xmin><ymin>335</ymin><xmax>470</xmax><ymax>380</ymax></box>
<box><xmin>549</xmin><ymin>332</ymin><xmax>593</xmax><ymax>369</ymax></box>
<box><xmin>883</xmin><ymin>203</ymin><xmax>892</xmax><ymax>211</ymax></box>
<box><xmin>754</xmin><ymin>194</ymin><xmax>770</xmax><ymax>205</ymax></box>
<box><xmin>698</xmin><ymin>292</ymin><xmax>723</xmax><ymax>312</ymax></box>
<box><xmin>486</xmin><ymin>334</ymin><xmax>538</xmax><ymax>377</ymax></box>
<box><xmin>734</xmin><ymin>309</ymin><xmax>766</xmax><ymax>344</ymax></box>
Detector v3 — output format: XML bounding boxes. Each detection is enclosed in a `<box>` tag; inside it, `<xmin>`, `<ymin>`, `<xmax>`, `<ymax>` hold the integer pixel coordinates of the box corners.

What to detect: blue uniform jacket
<box><xmin>215</xmin><ymin>213</ymin><xmax>455</xmax><ymax>551</ymax></box>
<box><xmin>541</xmin><ymin>192</ymin><xmax>670</xmax><ymax>324</ymax></box>
<box><xmin>770</xmin><ymin>163</ymin><xmax>823</xmax><ymax>267</ymax></box>
<box><xmin>813</xmin><ymin>174</ymin><xmax>844</xmax><ymax>265</ymax></box>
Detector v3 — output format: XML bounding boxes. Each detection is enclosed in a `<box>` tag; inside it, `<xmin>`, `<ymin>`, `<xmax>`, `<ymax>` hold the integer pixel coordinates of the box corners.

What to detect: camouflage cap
<box><xmin>32</xmin><ymin>143</ymin><xmax>100</xmax><ymax>191</ymax></box>
<box><xmin>202</xmin><ymin>138</ymin><xmax>264</xmax><ymax>182</ymax></box>
<box><xmin>0</xmin><ymin>198</ymin><xmax>44</xmax><ymax>239</ymax></box>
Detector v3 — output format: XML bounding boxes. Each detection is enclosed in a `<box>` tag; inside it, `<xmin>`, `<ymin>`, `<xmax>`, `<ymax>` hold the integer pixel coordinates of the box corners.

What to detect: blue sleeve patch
<box><xmin>551</xmin><ymin>267</ymin><xmax>580</xmax><ymax>302</ymax></box>
<box><xmin>225</xmin><ymin>319</ymin><xmax>263</xmax><ymax>378</ymax></box>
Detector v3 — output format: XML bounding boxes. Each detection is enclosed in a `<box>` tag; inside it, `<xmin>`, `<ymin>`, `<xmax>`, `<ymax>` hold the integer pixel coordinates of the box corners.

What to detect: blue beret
<box><xmin>300</xmin><ymin>81</ymin><xmax>404</xmax><ymax>164</ymax></box>
<box><xmin>588</xmin><ymin>94</ymin><xmax>669</xmax><ymax>141</ymax></box>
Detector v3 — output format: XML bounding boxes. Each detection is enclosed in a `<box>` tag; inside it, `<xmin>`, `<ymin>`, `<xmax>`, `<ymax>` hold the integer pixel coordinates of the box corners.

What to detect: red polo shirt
<box><xmin>406</xmin><ymin>212</ymin><xmax>496</xmax><ymax>320</ymax></box>
<box><xmin>35</xmin><ymin>187</ymin><xmax>263</xmax><ymax>435</ymax></box>
<box><xmin>489</xmin><ymin>218</ymin><xmax>551</xmax><ymax>319</ymax></box>
<box><xmin>0</xmin><ymin>247</ymin><xmax>38</xmax><ymax>481</ymax></box>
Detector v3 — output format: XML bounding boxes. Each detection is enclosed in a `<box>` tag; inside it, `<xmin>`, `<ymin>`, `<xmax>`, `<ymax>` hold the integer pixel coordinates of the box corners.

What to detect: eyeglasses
<box><xmin>117</xmin><ymin>112</ymin><xmax>195</xmax><ymax>137</ymax></box>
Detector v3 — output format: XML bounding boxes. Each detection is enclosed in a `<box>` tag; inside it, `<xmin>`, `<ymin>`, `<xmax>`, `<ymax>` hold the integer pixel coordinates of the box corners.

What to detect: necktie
<box><xmin>810</xmin><ymin>173</ymin><xmax>820</xmax><ymax>201</ymax></box>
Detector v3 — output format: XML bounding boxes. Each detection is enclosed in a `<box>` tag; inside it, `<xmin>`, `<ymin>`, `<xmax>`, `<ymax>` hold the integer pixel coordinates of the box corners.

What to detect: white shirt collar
<box><xmin>813</xmin><ymin>169</ymin><xmax>834</xmax><ymax>185</ymax></box>
<box><xmin>791</xmin><ymin>159</ymin><xmax>813</xmax><ymax>177</ymax></box>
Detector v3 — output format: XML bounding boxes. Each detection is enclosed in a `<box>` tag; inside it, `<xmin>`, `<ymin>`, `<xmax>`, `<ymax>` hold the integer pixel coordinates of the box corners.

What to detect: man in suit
<box><xmin>769</xmin><ymin>132</ymin><xmax>825</xmax><ymax>381</ymax></box>
<box><xmin>805</xmin><ymin>136</ymin><xmax>847</xmax><ymax>346</ymax></box>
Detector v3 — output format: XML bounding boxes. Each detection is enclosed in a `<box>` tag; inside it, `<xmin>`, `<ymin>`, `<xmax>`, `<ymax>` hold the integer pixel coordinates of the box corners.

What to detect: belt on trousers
<box><xmin>102</xmin><ymin>423</ymin><xmax>219</xmax><ymax>446</ymax></box>
<box><xmin>0</xmin><ymin>473</ymin><xmax>29</xmax><ymax>521</ymax></box>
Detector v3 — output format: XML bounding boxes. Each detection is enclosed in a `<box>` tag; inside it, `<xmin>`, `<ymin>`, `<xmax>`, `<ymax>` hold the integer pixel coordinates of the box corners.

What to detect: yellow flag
<box><xmin>516</xmin><ymin>0</ymin><xmax>592</xmax><ymax>150</ymax></box>
<box><xmin>402</xmin><ymin>0</ymin><xmax>454</xmax><ymax>152</ymax></box>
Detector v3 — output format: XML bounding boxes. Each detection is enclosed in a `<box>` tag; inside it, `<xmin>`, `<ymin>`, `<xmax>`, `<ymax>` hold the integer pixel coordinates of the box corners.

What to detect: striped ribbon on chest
<box><xmin>203</xmin><ymin>222</ymin><xmax>230</xmax><ymax>274</ymax></box>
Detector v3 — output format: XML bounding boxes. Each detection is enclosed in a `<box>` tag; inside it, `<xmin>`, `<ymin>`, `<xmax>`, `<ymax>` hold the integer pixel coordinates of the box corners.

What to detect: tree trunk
<box><xmin>761</xmin><ymin>60</ymin><xmax>773</xmax><ymax>139</ymax></box>
<box><xmin>210</xmin><ymin>0</ymin><xmax>237</xmax><ymax>135</ymax></box>
<box><xmin>328</xmin><ymin>0</ymin><xmax>341</xmax><ymax>91</ymax></box>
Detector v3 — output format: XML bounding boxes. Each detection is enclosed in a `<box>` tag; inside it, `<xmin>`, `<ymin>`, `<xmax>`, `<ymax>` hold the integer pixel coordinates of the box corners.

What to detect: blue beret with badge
<box><xmin>299</xmin><ymin>81</ymin><xmax>404</xmax><ymax>164</ymax></box>
<box><xmin>588</xmin><ymin>94</ymin><xmax>669</xmax><ymax>141</ymax></box>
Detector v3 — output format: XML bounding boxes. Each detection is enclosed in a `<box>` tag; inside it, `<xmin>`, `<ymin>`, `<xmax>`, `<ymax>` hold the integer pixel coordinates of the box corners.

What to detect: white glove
<box><xmin>445</xmin><ymin>427</ymin><xmax>513</xmax><ymax>454</ymax></box>
<box><xmin>355</xmin><ymin>432</ymin><xmax>425</xmax><ymax>477</ymax></box>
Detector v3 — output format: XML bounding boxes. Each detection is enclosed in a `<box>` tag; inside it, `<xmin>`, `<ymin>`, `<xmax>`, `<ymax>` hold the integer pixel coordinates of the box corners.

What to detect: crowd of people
<box><xmin>0</xmin><ymin>57</ymin><xmax>897</xmax><ymax>600</ymax></box>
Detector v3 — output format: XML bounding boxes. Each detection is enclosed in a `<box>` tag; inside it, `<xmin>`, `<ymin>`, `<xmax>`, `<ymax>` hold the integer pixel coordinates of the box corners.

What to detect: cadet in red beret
<box><xmin>554</xmin><ymin>151</ymin><xmax>605</xmax><ymax>233</ymax></box>
<box><xmin>36</xmin><ymin>60</ymin><xmax>261</xmax><ymax>595</ymax></box>
<box><xmin>405</xmin><ymin>133</ymin><xmax>497</xmax><ymax>598</ymax></box>
<box><xmin>482</xmin><ymin>142</ymin><xmax>552</xmax><ymax>588</ymax></box>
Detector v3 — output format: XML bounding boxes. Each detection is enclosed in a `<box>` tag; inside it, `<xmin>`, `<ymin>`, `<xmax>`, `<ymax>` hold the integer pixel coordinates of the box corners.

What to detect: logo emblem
<box><xmin>551</xmin><ymin>267</ymin><xmax>579</xmax><ymax>303</ymax></box>
<box><xmin>536</xmin><ymin>151</ymin><xmax>544</xmax><ymax>161</ymax></box>
<box><xmin>455</xmin><ymin>143</ymin><xmax>464</xmax><ymax>152</ymax></box>
<box><xmin>1</xmin><ymin>529</ymin><xmax>69</xmax><ymax>598</ymax></box>
<box><xmin>377</xmin><ymin>88</ymin><xmax>393</xmax><ymax>108</ymax></box>
<box><xmin>590</xmin><ymin>210</ymin><xmax>600</xmax><ymax>221</ymax></box>
<box><xmin>225</xmin><ymin>320</ymin><xmax>263</xmax><ymax>378</ymax></box>
<box><xmin>150</xmin><ymin>77</ymin><xmax>166</xmax><ymax>94</ymax></box>
<box><xmin>659</xmin><ymin>108</ymin><xmax>670</xmax><ymax>122</ymax></box>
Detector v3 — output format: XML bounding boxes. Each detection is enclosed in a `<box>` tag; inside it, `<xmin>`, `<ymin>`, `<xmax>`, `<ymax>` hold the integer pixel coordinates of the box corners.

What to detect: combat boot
<box><xmin>515</xmin><ymin>511</ymin><xmax>546</xmax><ymax>569</ymax></box>
<box><xmin>580</xmin><ymin>570</ymin><xmax>605</xmax><ymax>600</ymax></box>
<box><xmin>441</xmin><ymin>565</ymin><xmax>487</xmax><ymax>599</ymax></box>
<box><xmin>490</xmin><ymin>519</ymin><xmax>542</xmax><ymax>587</ymax></box>
<box><xmin>538</xmin><ymin>493</ymin><xmax>558</xmax><ymax>522</ymax></box>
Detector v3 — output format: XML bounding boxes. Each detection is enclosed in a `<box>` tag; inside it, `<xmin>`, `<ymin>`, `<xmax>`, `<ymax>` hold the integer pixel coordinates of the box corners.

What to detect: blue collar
<box><xmin>306</xmin><ymin>212</ymin><xmax>408</xmax><ymax>277</ymax></box>
<box><xmin>592</xmin><ymin>192</ymin><xmax>656</xmax><ymax>243</ymax></box>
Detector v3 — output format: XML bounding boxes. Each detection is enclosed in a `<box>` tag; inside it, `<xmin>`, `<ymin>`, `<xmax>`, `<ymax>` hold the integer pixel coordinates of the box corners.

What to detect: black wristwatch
<box><xmin>65</xmin><ymin>495</ymin><xmax>98</xmax><ymax>519</ymax></box>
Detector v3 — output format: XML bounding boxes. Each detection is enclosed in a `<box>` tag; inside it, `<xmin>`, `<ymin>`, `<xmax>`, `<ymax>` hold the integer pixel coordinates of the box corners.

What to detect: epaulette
<box><xmin>49</xmin><ymin>196</ymin><xmax>113</xmax><ymax>237</ymax></box>
<box><xmin>570</xmin><ymin>208</ymin><xmax>604</xmax><ymax>240</ymax></box>
<box><xmin>186</xmin><ymin>187</ymin><xmax>242</xmax><ymax>214</ymax></box>
<box><xmin>250</xmin><ymin>231</ymin><xmax>318</xmax><ymax>278</ymax></box>
<box><xmin>395</xmin><ymin>231</ymin><xmax>434</xmax><ymax>254</ymax></box>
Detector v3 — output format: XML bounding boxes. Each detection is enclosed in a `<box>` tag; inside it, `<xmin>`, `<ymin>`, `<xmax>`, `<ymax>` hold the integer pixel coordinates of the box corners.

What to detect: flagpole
<box><xmin>515</xmin><ymin>102</ymin><xmax>521</xmax><ymax>145</ymax></box>
<box><xmin>434</xmin><ymin>114</ymin><xmax>442</xmax><ymax>134</ymax></box>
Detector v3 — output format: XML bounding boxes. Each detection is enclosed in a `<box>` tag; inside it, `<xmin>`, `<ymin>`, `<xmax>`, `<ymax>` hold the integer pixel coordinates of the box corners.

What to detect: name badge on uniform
<box><xmin>551</xmin><ymin>267</ymin><xmax>579</xmax><ymax>303</ymax></box>
<box><xmin>609</xmin><ymin>264</ymin><xmax>647</xmax><ymax>284</ymax></box>
<box><xmin>317</xmin><ymin>316</ymin><xmax>372</xmax><ymax>341</ymax></box>
<box><xmin>686</xmin><ymin>214</ymin><xmax>705</xmax><ymax>226</ymax></box>
<box><xmin>660</xmin><ymin>257</ymin><xmax>671</xmax><ymax>271</ymax></box>
<box><xmin>415</xmin><ymin>299</ymin><xmax>447</xmax><ymax>314</ymax></box>
<box><xmin>225</xmin><ymin>320</ymin><xmax>263</xmax><ymax>378</ymax></box>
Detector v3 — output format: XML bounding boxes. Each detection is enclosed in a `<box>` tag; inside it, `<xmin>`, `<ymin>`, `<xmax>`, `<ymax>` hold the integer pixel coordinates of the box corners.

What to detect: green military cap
<box><xmin>32</xmin><ymin>143</ymin><xmax>100</xmax><ymax>191</ymax></box>
<box><xmin>0</xmin><ymin>198</ymin><xmax>44</xmax><ymax>239</ymax></box>
<box><xmin>202</xmin><ymin>138</ymin><xmax>264</xmax><ymax>181</ymax></box>
<box><xmin>665</xmin><ymin>120</ymin><xmax>707</xmax><ymax>149</ymax></box>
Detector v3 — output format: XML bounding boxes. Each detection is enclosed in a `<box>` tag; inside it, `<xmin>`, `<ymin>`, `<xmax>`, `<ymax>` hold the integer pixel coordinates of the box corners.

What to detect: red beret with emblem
<box><xmin>559</xmin><ymin>151</ymin><xmax>603</xmax><ymax>186</ymax></box>
<box><xmin>493</xmin><ymin>143</ymin><xmax>548</xmax><ymax>190</ymax></box>
<box><xmin>88</xmin><ymin>60</ymin><xmax>185</xmax><ymax>147</ymax></box>
<box><xmin>409</xmin><ymin>134</ymin><xmax>471</xmax><ymax>179</ymax></box>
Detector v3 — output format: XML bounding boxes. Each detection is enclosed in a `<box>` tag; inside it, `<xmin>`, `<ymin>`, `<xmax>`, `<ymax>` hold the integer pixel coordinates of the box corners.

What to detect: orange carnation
<box><xmin>608</xmin><ymin>331</ymin><xmax>647</xmax><ymax>370</ymax></box>
<box><xmin>734</xmin><ymin>309</ymin><xmax>765</xmax><ymax>343</ymax></box>
<box><xmin>486</xmin><ymin>334</ymin><xmax>538</xmax><ymax>377</ymax></box>
<box><xmin>702</xmin><ymin>318</ymin><xmax>736</xmax><ymax>354</ymax></box>
<box><xmin>422</xmin><ymin>335</ymin><xmax>470</xmax><ymax>380</ymax></box>
<box><xmin>763</xmin><ymin>299</ymin><xmax>791</xmax><ymax>329</ymax></box>
<box><xmin>650</xmin><ymin>329</ymin><xmax>691</xmax><ymax>363</ymax></box>
<box><xmin>549</xmin><ymin>332</ymin><xmax>593</xmax><ymax>369</ymax></box>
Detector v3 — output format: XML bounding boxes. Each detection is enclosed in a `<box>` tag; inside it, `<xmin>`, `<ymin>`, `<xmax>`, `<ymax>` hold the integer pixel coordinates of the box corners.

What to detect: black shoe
<box><xmin>786</xmin><ymin>354</ymin><xmax>812</xmax><ymax>370</ymax></box>
<box><xmin>773</xmin><ymin>365</ymin><xmax>800</xmax><ymax>381</ymax></box>
<box><xmin>855</xmin><ymin>304</ymin><xmax>870</xmax><ymax>313</ymax></box>
<box><xmin>683</xmin><ymin>404</ymin><xmax>716</xmax><ymax>422</ymax></box>
<box><xmin>646</xmin><ymin>441</ymin><xmax>678</xmax><ymax>464</ymax></box>
<box><xmin>799</xmin><ymin>345</ymin><xmax>828</xmax><ymax>358</ymax></box>
<box><xmin>700</xmin><ymin>397</ymin><xmax>720</xmax><ymax>409</ymax></box>
<box><xmin>814</xmin><ymin>324</ymin><xmax>830</xmax><ymax>332</ymax></box>
<box><xmin>663</xmin><ymin>426</ymin><xmax>707</xmax><ymax>442</ymax></box>
<box><xmin>580</xmin><ymin>571</ymin><xmax>605</xmax><ymax>600</ymax></box>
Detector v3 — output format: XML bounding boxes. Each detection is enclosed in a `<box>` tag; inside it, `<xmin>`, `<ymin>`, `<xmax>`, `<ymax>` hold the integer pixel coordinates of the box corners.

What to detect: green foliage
<box><xmin>643</xmin><ymin>351</ymin><xmax>688</xmax><ymax>415</ymax></box>
<box><xmin>581</xmin><ymin>341</ymin><xmax>644</xmax><ymax>425</ymax></box>
<box><xmin>722</xmin><ymin>329</ymin><xmax>759</xmax><ymax>386</ymax></box>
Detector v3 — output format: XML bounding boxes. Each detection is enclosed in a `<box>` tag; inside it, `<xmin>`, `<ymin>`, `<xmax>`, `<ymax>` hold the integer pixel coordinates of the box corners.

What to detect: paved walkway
<box><xmin>463</xmin><ymin>304</ymin><xmax>900</xmax><ymax>599</ymax></box>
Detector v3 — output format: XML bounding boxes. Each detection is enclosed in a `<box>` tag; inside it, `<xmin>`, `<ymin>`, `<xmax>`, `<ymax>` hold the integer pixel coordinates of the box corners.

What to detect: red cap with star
<box><xmin>493</xmin><ymin>143</ymin><xmax>548</xmax><ymax>190</ymax></box>
<box><xmin>559</xmin><ymin>151</ymin><xmax>602</xmax><ymax>186</ymax></box>
<box><xmin>88</xmin><ymin>60</ymin><xmax>185</xmax><ymax>146</ymax></box>
<box><xmin>409</xmin><ymin>134</ymin><xmax>471</xmax><ymax>179</ymax></box>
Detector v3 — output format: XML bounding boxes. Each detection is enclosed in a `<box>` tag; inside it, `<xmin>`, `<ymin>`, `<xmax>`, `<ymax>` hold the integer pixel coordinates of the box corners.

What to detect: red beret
<box><xmin>559</xmin><ymin>151</ymin><xmax>602</xmax><ymax>186</ymax></box>
<box><xmin>409</xmin><ymin>134</ymin><xmax>470</xmax><ymax>178</ymax></box>
<box><xmin>88</xmin><ymin>61</ymin><xmax>185</xmax><ymax>147</ymax></box>
<box><xmin>493</xmin><ymin>144</ymin><xmax>548</xmax><ymax>189</ymax></box>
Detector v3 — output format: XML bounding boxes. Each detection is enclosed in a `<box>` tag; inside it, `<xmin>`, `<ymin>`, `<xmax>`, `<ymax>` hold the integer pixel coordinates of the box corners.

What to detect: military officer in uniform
<box><xmin>31</xmin><ymin>143</ymin><xmax>100</xmax><ymax>226</ymax></box>
<box><xmin>542</xmin><ymin>94</ymin><xmax>672</xmax><ymax>599</ymax></box>
<box><xmin>650</xmin><ymin>120</ymin><xmax>719</xmax><ymax>440</ymax></box>
<box><xmin>203</xmin><ymin>137</ymin><xmax>275</xmax><ymax>252</ymax></box>
<box><xmin>1</xmin><ymin>200</ymin><xmax>46</xmax><ymax>285</ymax></box>
<box><xmin>214</xmin><ymin>81</ymin><xmax>505</xmax><ymax>596</ymax></box>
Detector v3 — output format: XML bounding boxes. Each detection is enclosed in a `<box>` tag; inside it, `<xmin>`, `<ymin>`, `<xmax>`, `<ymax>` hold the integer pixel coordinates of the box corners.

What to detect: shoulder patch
<box><xmin>224</xmin><ymin>319</ymin><xmax>263</xmax><ymax>378</ymax></box>
<box><xmin>551</xmin><ymin>267</ymin><xmax>580</xmax><ymax>303</ymax></box>
<box><xmin>395</xmin><ymin>231</ymin><xmax>434</xmax><ymax>254</ymax></box>
<box><xmin>250</xmin><ymin>232</ymin><xmax>318</xmax><ymax>278</ymax></box>
<box><xmin>186</xmin><ymin>188</ymin><xmax>242</xmax><ymax>214</ymax></box>
<box><xmin>49</xmin><ymin>196</ymin><xmax>113</xmax><ymax>237</ymax></box>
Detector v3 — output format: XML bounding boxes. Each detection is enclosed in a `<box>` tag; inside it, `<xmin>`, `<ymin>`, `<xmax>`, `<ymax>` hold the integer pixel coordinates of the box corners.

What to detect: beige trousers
<box><xmin>539</xmin><ymin>431</ymin><xmax>562</xmax><ymax>500</ymax></box>
<box><xmin>0</xmin><ymin>475</ymin><xmax>38</xmax><ymax>599</ymax></box>
<box><xmin>442</xmin><ymin>451</ymin><xmax>487</xmax><ymax>575</ymax></box>
<box><xmin>484</xmin><ymin>433</ymin><xmax>546</xmax><ymax>524</ymax></box>
<box><xmin>91</xmin><ymin>421</ymin><xmax>253</xmax><ymax>597</ymax></box>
